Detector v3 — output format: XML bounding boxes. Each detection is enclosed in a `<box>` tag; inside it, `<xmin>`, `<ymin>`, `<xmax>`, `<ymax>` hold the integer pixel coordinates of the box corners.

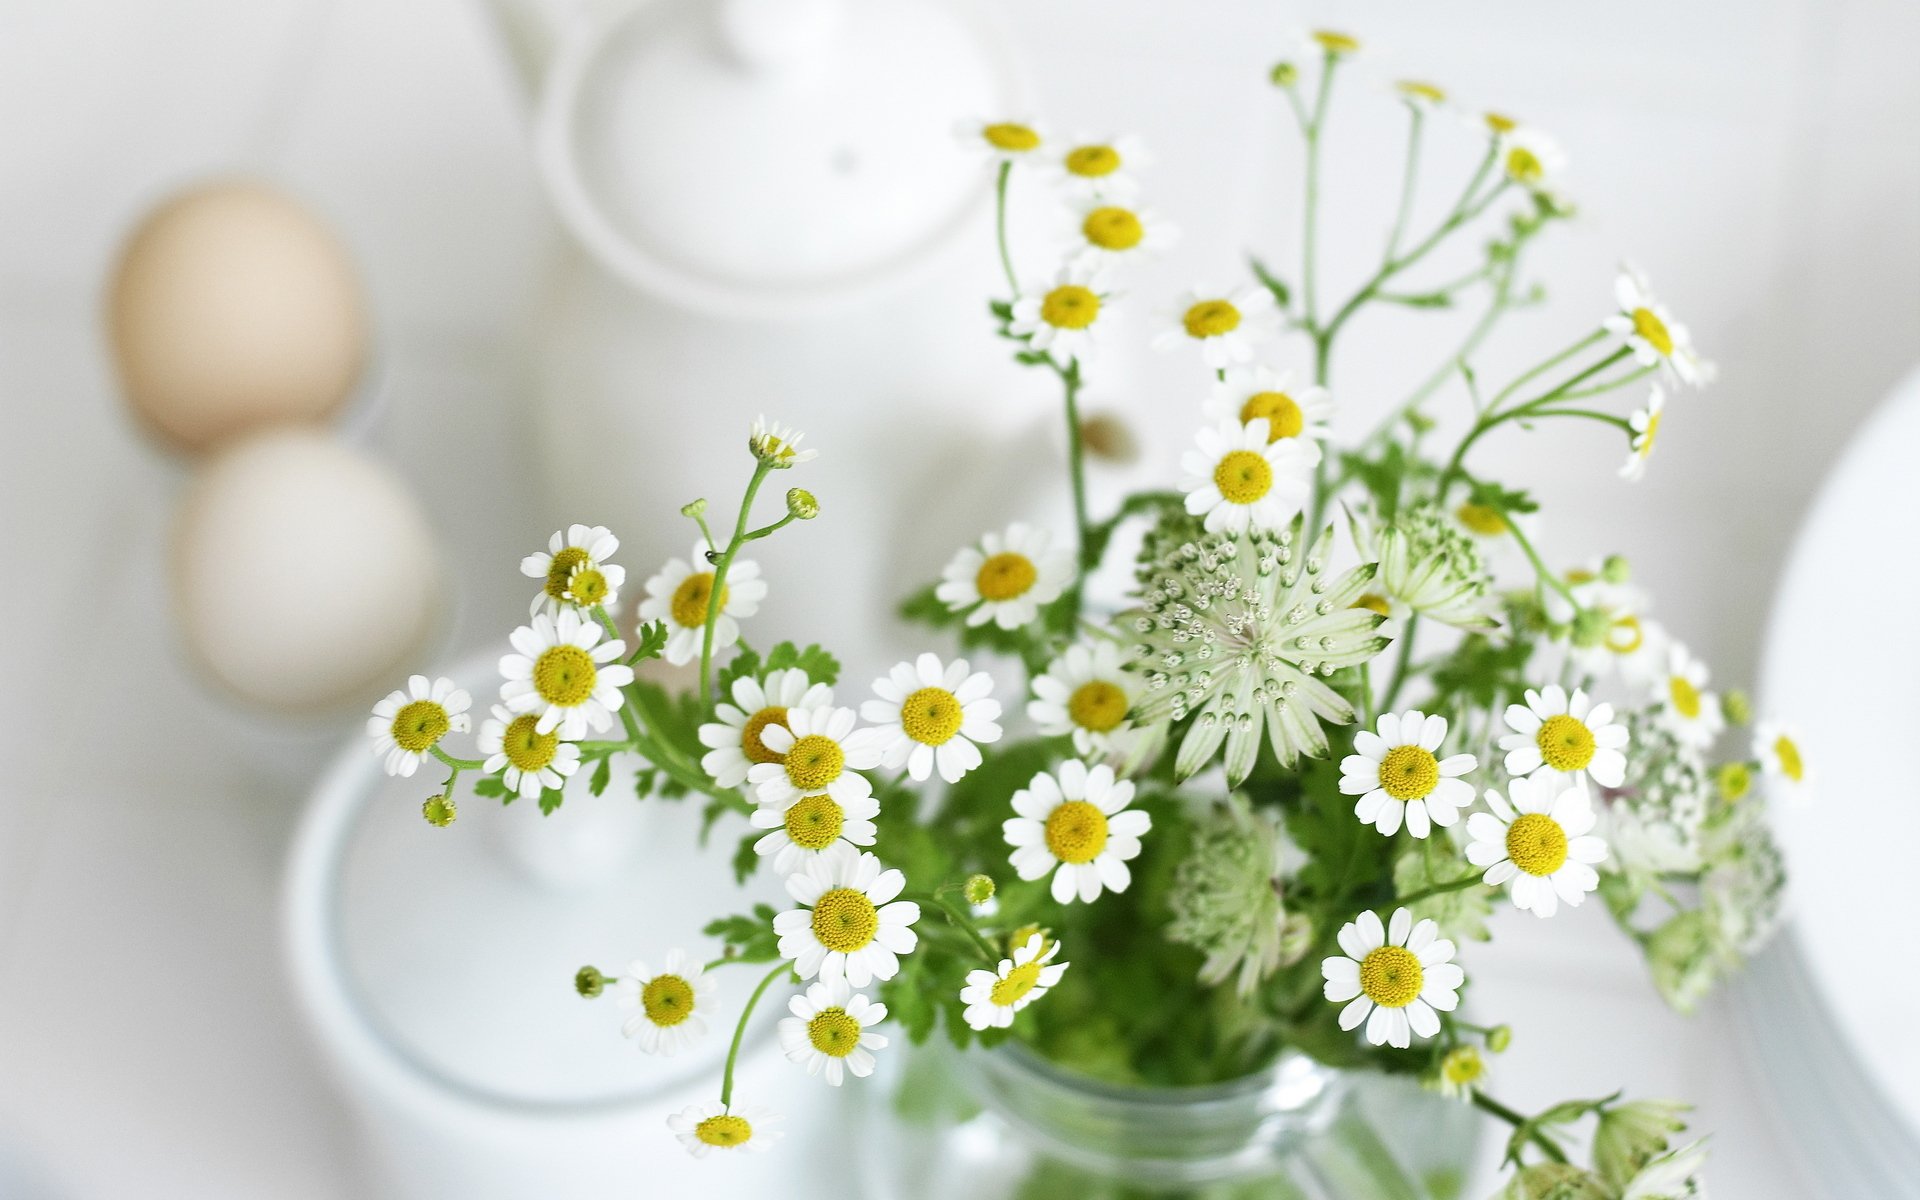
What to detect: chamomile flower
<box><xmin>957</xmin><ymin>117</ymin><xmax>1047</xmax><ymax>163</ymax></box>
<box><xmin>520</xmin><ymin>524</ymin><xmax>620</xmax><ymax>618</ymax></box>
<box><xmin>477</xmin><ymin>703</ymin><xmax>581</xmax><ymax>800</ymax></box>
<box><xmin>777</xmin><ymin>977</ymin><xmax>888</xmax><ymax>1086</ymax></box>
<box><xmin>1393</xmin><ymin>80</ymin><xmax>1449</xmax><ymax>110</ymax></box>
<box><xmin>1497</xmin><ymin>125</ymin><xmax>1566</xmax><ymax>191</ymax></box>
<box><xmin>961</xmin><ymin>933</ymin><xmax>1069</xmax><ymax>1030</ymax></box>
<box><xmin>751</xmin><ymin>787</ymin><xmax>879</xmax><ymax>875</ymax></box>
<box><xmin>1753</xmin><ymin>721</ymin><xmax>1809</xmax><ymax>796</ymax></box>
<box><xmin>1499</xmin><ymin>685</ymin><xmax>1629</xmax><ymax>790</ymax></box>
<box><xmin>1069</xmin><ymin>197</ymin><xmax>1178</xmax><ymax>268</ymax></box>
<box><xmin>933</xmin><ymin>523</ymin><xmax>1074</xmax><ymax>630</ymax></box>
<box><xmin>1547</xmin><ymin>569</ymin><xmax>1657</xmax><ymax>680</ymax></box>
<box><xmin>748</xmin><ymin>415</ymin><xmax>817</xmax><ymax>468</ymax></box>
<box><xmin>1620</xmin><ymin>387</ymin><xmax>1667</xmax><ymax>480</ymax></box>
<box><xmin>1179</xmin><ymin>419</ymin><xmax>1318</xmax><ymax>535</ymax></box>
<box><xmin>1467</xmin><ymin>776</ymin><xmax>1609</xmax><ymax>917</ymax></box>
<box><xmin>746</xmin><ymin>705</ymin><xmax>881</xmax><ymax>808</ymax></box>
<box><xmin>1155</xmin><ymin>285</ymin><xmax>1282</xmax><ymax>368</ymax></box>
<box><xmin>561</xmin><ymin>560</ymin><xmax>623</xmax><ymax>610</ymax></box>
<box><xmin>698</xmin><ymin>668</ymin><xmax>833</xmax><ymax>789</ymax></box>
<box><xmin>1028</xmin><ymin>640</ymin><xmax>1141</xmax><ymax>756</ymax></box>
<box><xmin>1654</xmin><ymin>644</ymin><xmax>1724</xmax><ymax>750</ymax></box>
<box><xmin>1008</xmin><ymin>261</ymin><xmax>1110</xmax><ymax>361</ymax></box>
<box><xmin>1341</xmin><ymin>710</ymin><xmax>1478</xmax><ymax>838</ymax></box>
<box><xmin>1041</xmin><ymin>134</ymin><xmax>1150</xmax><ymax>200</ymax></box>
<box><xmin>1321</xmin><ymin>907</ymin><xmax>1463</xmax><ymax>1049</ymax></box>
<box><xmin>1003</xmin><ymin>760</ymin><xmax>1152</xmax><ymax>904</ymax></box>
<box><xmin>773</xmin><ymin>843</ymin><xmax>920</xmax><ymax>987</ymax></box>
<box><xmin>368</xmin><ymin>675</ymin><xmax>471</xmax><ymax>777</ymax></box>
<box><xmin>614</xmin><ymin>950</ymin><xmax>716</xmax><ymax>1056</ymax></box>
<box><xmin>498</xmin><ymin>610</ymin><xmax>634</xmax><ymax>739</ymax></box>
<box><xmin>1203</xmin><ymin>366</ymin><xmax>1333</xmax><ymax>446</ymax></box>
<box><xmin>667</xmin><ymin>1102</ymin><xmax>780</xmax><ymax>1158</ymax></box>
<box><xmin>1308</xmin><ymin>29</ymin><xmax>1362</xmax><ymax>56</ymax></box>
<box><xmin>1604</xmin><ymin>265</ymin><xmax>1712</xmax><ymax>388</ymax></box>
<box><xmin>860</xmin><ymin>653</ymin><xmax>1002</xmax><ymax>783</ymax></box>
<box><xmin>636</xmin><ymin>541</ymin><xmax>767</xmax><ymax>666</ymax></box>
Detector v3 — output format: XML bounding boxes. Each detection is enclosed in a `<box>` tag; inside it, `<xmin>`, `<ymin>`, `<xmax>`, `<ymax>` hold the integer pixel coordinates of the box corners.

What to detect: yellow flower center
<box><xmin>1040</xmin><ymin>284</ymin><xmax>1101</xmax><ymax>330</ymax></box>
<box><xmin>1379</xmin><ymin>745</ymin><xmax>1441</xmax><ymax>801</ymax></box>
<box><xmin>1505</xmin><ymin>146</ymin><xmax>1543</xmax><ymax>184</ymax></box>
<box><xmin>391</xmin><ymin>700</ymin><xmax>450</xmax><ymax>753</ymax></box>
<box><xmin>533</xmin><ymin>644</ymin><xmax>597</xmax><ymax>707</ymax></box>
<box><xmin>1505</xmin><ymin>812</ymin><xmax>1569</xmax><ymax>876</ymax></box>
<box><xmin>989</xmin><ymin>960</ymin><xmax>1044</xmax><ymax>1007</ymax></box>
<box><xmin>1183</xmin><ymin>299</ymin><xmax>1242</xmax><ymax>339</ymax></box>
<box><xmin>740</xmin><ymin>706</ymin><xmax>790</xmax><ymax>764</ymax></box>
<box><xmin>641</xmin><ymin>973</ymin><xmax>695</xmax><ymax>1027</ymax></box>
<box><xmin>1607</xmin><ymin>614</ymin><xmax>1644</xmax><ymax>654</ymax></box>
<box><xmin>1668</xmin><ymin>674</ymin><xmax>1703</xmax><ymax>721</ymax></box>
<box><xmin>1638</xmin><ymin>409</ymin><xmax>1663</xmax><ymax>457</ymax></box>
<box><xmin>1455</xmin><ymin>502</ymin><xmax>1508</xmax><ymax>537</ymax></box>
<box><xmin>566</xmin><ymin>566</ymin><xmax>610</xmax><ymax>606</ymax></box>
<box><xmin>1359</xmin><ymin>945</ymin><xmax>1423</xmax><ymax>1008</ymax></box>
<box><xmin>983</xmin><ymin>122</ymin><xmax>1039</xmax><ymax>152</ymax></box>
<box><xmin>1716</xmin><ymin>762</ymin><xmax>1753</xmax><ymax>802</ymax></box>
<box><xmin>1043</xmin><ymin>799</ymin><xmax>1110</xmax><ymax>864</ymax></box>
<box><xmin>1311</xmin><ymin>29</ymin><xmax>1360</xmax><ymax>54</ymax></box>
<box><xmin>694</xmin><ymin>1114</ymin><xmax>752</xmax><ymax>1148</ymax></box>
<box><xmin>975</xmin><ymin>552</ymin><xmax>1038</xmax><ymax>601</ymax></box>
<box><xmin>1067</xmin><ymin>680</ymin><xmax>1129</xmax><ymax>733</ymax></box>
<box><xmin>1775</xmin><ymin>735</ymin><xmax>1804</xmax><ymax>782</ymax></box>
<box><xmin>1354</xmin><ymin>592</ymin><xmax>1391</xmax><ymax>617</ymax></box>
<box><xmin>1082</xmin><ymin>206</ymin><xmax>1144</xmax><ymax>250</ymax></box>
<box><xmin>811</xmin><ymin>887</ymin><xmax>879</xmax><ymax>953</ymax></box>
<box><xmin>899</xmin><ymin>687</ymin><xmax>965</xmax><ymax>746</ymax></box>
<box><xmin>544</xmin><ymin>546</ymin><xmax>590</xmax><ymax>601</ymax></box>
<box><xmin>1065</xmin><ymin>144</ymin><xmax>1121</xmax><ymax>178</ymax></box>
<box><xmin>1535</xmin><ymin>714</ymin><xmax>1596</xmax><ymax>773</ymax></box>
<box><xmin>1630</xmin><ymin>307</ymin><xmax>1675</xmax><ymax>357</ymax></box>
<box><xmin>806</xmin><ymin>1007</ymin><xmax>862</xmax><ymax>1057</ymax></box>
<box><xmin>783</xmin><ymin>734</ymin><xmax>844</xmax><ymax>791</ymax></box>
<box><xmin>1442</xmin><ymin>1046</ymin><xmax>1484</xmax><ymax>1086</ymax></box>
<box><xmin>1213</xmin><ymin>449</ymin><xmax>1274</xmax><ymax>505</ymax></box>
<box><xmin>501</xmin><ymin>714</ymin><xmax>558</xmax><ymax>772</ymax></box>
<box><xmin>1485</xmin><ymin>112</ymin><xmax>1518</xmax><ymax>134</ymax></box>
<box><xmin>783</xmin><ymin>794</ymin><xmax>845</xmax><ymax>851</ymax></box>
<box><xmin>1397</xmin><ymin>80</ymin><xmax>1447</xmax><ymax>104</ymax></box>
<box><xmin>1239</xmin><ymin>391</ymin><xmax>1305</xmax><ymax>439</ymax></box>
<box><xmin>670</xmin><ymin>572</ymin><xmax>727</xmax><ymax>629</ymax></box>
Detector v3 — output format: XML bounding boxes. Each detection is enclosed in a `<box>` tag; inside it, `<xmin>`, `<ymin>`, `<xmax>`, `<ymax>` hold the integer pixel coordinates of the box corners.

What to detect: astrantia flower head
<box><xmin>368</xmin><ymin>675</ymin><xmax>471</xmax><ymax>777</ymax></box>
<box><xmin>934</xmin><ymin>523</ymin><xmax>1074</xmax><ymax>630</ymax></box>
<box><xmin>520</xmin><ymin>524</ymin><xmax>620</xmax><ymax>618</ymax></box>
<box><xmin>1620</xmin><ymin>1138</ymin><xmax>1710</xmax><ymax>1200</ymax></box>
<box><xmin>1027</xmin><ymin>639</ymin><xmax>1141</xmax><ymax>757</ymax></box>
<box><xmin>746</xmin><ymin>705</ymin><xmax>881</xmax><ymax>809</ymax></box>
<box><xmin>1653</xmin><ymin>643</ymin><xmax>1723</xmax><ymax>750</ymax></box>
<box><xmin>1620</xmin><ymin>387</ymin><xmax>1667</xmax><ymax>480</ymax></box>
<box><xmin>477</xmin><ymin>702</ymin><xmax>581</xmax><ymax>800</ymax></box>
<box><xmin>1128</xmin><ymin>520</ymin><xmax>1391</xmax><ymax>784</ymax></box>
<box><xmin>1179</xmin><ymin>418</ymin><xmax>1319</xmax><ymax>535</ymax></box>
<box><xmin>961</xmin><ymin>933</ymin><xmax>1069</xmax><ymax>1030</ymax></box>
<box><xmin>1003</xmin><ymin>759</ymin><xmax>1151</xmax><ymax>904</ymax></box>
<box><xmin>859</xmin><ymin>653</ymin><xmax>1002</xmax><ymax>783</ymax></box>
<box><xmin>1499</xmin><ymin>684</ymin><xmax>1630</xmax><ymax>789</ymax></box>
<box><xmin>1154</xmin><ymin>284</ymin><xmax>1282</xmax><ymax>368</ymax></box>
<box><xmin>957</xmin><ymin>117</ymin><xmax>1047</xmax><ymax>163</ymax></box>
<box><xmin>615</xmin><ymin>949</ymin><xmax>716</xmax><ymax>1056</ymax></box>
<box><xmin>1601</xmin><ymin>718</ymin><xmax>1709</xmax><ymax>876</ymax></box>
<box><xmin>1594</xmin><ymin>1099</ymin><xmax>1692</xmax><ymax>1192</ymax></box>
<box><xmin>773</xmin><ymin>843</ymin><xmax>920</xmax><ymax>987</ymax></box>
<box><xmin>748</xmin><ymin>415</ymin><xmax>817</xmax><ymax>468</ymax></box>
<box><xmin>1604</xmin><ymin>264</ymin><xmax>1713</xmax><ymax>388</ymax></box>
<box><xmin>1702</xmin><ymin>802</ymin><xmax>1786</xmax><ymax>956</ymax></box>
<box><xmin>1166</xmin><ymin>794</ymin><xmax>1307</xmax><ymax>997</ymax></box>
<box><xmin>1069</xmin><ymin>197</ymin><xmax>1179</xmax><ymax>268</ymax></box>
<box><xmin>635</xmin><ymin>540</ymin><xmax>767</xmax><ymax>666</ymax></box>
<box><xmin>1467</xmin><ymin>776</ymin><xmax>1609</xmax><ymax>917</ymax></box>
<box><xmin>1008</xmin><ymin>261</ymin><xmax>1110</xmax><ymax>362</ymax></box>
<box><xmin>1497</xmin><ymin>125</ymin><xmax>1567</xmax><ymax>191</ymax></box>
<box><xmin>1321</xmin><ymin>907</ymin><xmax>1463</xmax><ymax>1048</ymax></box>
<box><xmin>1368</xmin><ymin>503</ymin><xmax>1500</xmax><ymax>631</ymax></box>
<box><xmin>1341</xmin><ymin>710</ymin><xmax>1478</xmax><ymax>838</ymax></box>
<box><xmin>1041</xmin><ymin>133</ymin><xmax>1150</xmax><ymax>200</ymax></box>
<box><xmin>498</xmin><ymin>610</ymin><xmax>634</xmax><ymax>740</ymax></box>
<box><xmin>697</xmin><ymin>667</ymin><xmax>833</xmax><ymax>789</ymax></box>
<box><xmin>777</xmin><ymin>976</ymin><xmax>888</xmax><ymax>1086</ymax></box>
<box><xmin>1204</xmin><ymin>366</ymin><xmax>1333</xmax><ymax>446</ymax></box>
<box><xmin>666</xmin><ymin>1102</ymin><xmax>780</xmax><ymax>1158</ymax></box>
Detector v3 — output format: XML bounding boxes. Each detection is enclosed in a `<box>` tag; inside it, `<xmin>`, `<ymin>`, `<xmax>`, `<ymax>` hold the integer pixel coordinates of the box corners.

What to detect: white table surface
<box><xmin>4</xmin><ymin>0</ymin><xmax>1918</xmax><ymax>1196</ymax></box>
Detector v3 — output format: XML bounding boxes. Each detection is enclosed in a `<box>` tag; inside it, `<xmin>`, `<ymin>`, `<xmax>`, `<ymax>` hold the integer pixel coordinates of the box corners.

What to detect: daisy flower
<box><xmin>1179</xmin><ymin>419</ymin><xmax>1318</xmax><ymax>535</ymax></box>
<box><xmin>1620</xmin><ymin>387</ymin><xmax>1667</xmax><ymax>480</ymax></box>
<box><xmin>961</xmin><ymin>933</ymin><xmax>1069</xmax><ymax>1030</ymax></box>
<box><xmin>1154</xmin><ymin>284</ymin><xmax>1282</xmax><ymax>368</ymax></box>
<box><xmin>1753</xmin><ymin>721</ymin><xmax>1809</xmax><ymax>796</ymax></box>
<box><xmin>1546</xmin><ymin>569</ymin><xmax>1657</xmax><ymax>680</ymax></box>
<box><xmin>1039</xmin><ymin>133</ymin><xmax>1150</xmax><ymax>199</ymax></box>
<box><xmin>1467</xmin><ymin>776</ymin><xmax>1609</xmax><ymax>917</ymax></box>
<box><xmin>1393</xmin><ymin>80</ymin><xmax>1448</xmax><ymax>110</ymax></box>
<box><xmin>1003</xmin><ymin>760</ymin><xmax>1152</xmax><ymax>904</ymax></box>
<box><xmin>1309</xmin><ymin>29</ymin><xmax>1362</xmax><ymax>56</ymax></box>
<box><xmin>860</xmin><ymin>653</ymin><xmax>1002</xmax><ymax>783</ymax></box>
<box><xmin>520</xmin><ymin>524</ymin><xmax>620</xmax><ymax>618</ymax></box>
<box><xmin>1320</xmin><ymin>907</ymin><xmax>1463</xmax><ymax>1049</ymax></box>
<box><xmin>561</xmin><ymin>559</ymin><xmax>623</xmax><ymax>610</ymax></box>
<box><xmin>1603</xmin><ymin>264</ymin><xmax>1712</xmax><ymax>388</ymax></box>
<box><xmin>498</xmin><ymin>609</ymin><xmax>634</xmax><ymax>740</ymax></box>
<box><xmin>666</xmin><ymin>1102</ymin><xmax>780</xmax><ymax>1158</ymax></box>
<box><xmin>751</xmin><ymin>787</ymin><xmax>879</xmax><ymax>875</ymax></box>
<box><xmin>368</xmin><ymin>675</ymin><xmax>471</xmax><ymax>777</ymax></box>
<box><xmin>698</xmin><ymin>667</ymin><xmax>833</xmax><ymax>789</ymax></box>
<box><xmin>1654</xmin><ymin>644</ymin><xmax>1724</xmax><ymax>750</ymax></box>
<box><xmin>748</xmin><ymin>415</ymin><xmax>817</xmax><ymax>468</ymax></box>
<box><xmin>1497</xmin><ymin>125</ymin><xmax>1566</xmax><ymax>191</ymax></box>
<box><xmin>777</xmin><ymin>976</ymin><xmax>888</xmax><ymax>1086</ymax></box>
<box><xmin>1203</xmin><ymin>366</ymin><xmax>1333</xmax><ymax>446</ymax></box>
<box><xmin>1008</xmin><ymin>261</ymin><xmax>1110</xmax><ymax>362</ymax></box>
<box><xmin>1069</xmin><ymin>197</ymin><xmax>1178</xmax><ymax>268</ymax></box>
<box><xmin>1340</xmin><ymin>710</ymin><xmax>1477</xmax><ymax>838</ymax></box>
<box><xmin>476</xmin><ymin>703</ymin><xmax>581</xmax><ymax>800</ymax></box>
<box><xmin>636</xmin><ymin>540</ymin><xmax>767</xmax><ymax>666</ymax></box>
<box><xmin>957</xmin><ymin>117</ymin><xmax>1047</xmax><ymax>163</ymax></box>
<box><xmin>773</xmin><ymin>843</ymin><xmax>920</xmax><ymax>987</ymax></box>
<box><xmin>1499</xmin><ymin>685</ymin><xmax>1629</xmax><ymax>790</ymax></box>
<box><xmin>1027</xmin><ymin>640</ymin><xmax>1140</xmax><ymax>756</ymax></box>
<box><xmin>746</xmin><ymin>705</ymin><xmax>882</xmax><ymax>808</ymax></box>
<box><xmin>934</xmin><ymin>523</ymin><xmax>1074</xmax><ymax>631</ymax></box>
<box><xmin>614</xmin><ymin>950</ymin><xmax>716</xmax><ymax>1056</ymax></box>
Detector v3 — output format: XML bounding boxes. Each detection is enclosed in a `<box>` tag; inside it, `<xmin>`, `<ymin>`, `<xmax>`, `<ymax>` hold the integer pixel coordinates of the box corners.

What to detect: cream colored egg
<box><xmin>108</xmin><ymin>180</ymin><xmax>367</xmax><ymax>453</ymax></box>
<box><xmin>173</xmin><ymin>428</ymin><xmax>441</xmax><ymax>713</ymax></box>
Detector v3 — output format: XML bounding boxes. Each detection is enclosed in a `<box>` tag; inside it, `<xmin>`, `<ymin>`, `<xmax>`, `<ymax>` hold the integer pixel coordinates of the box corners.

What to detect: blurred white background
<box><xmin>1</xmin><ymin>0</ymin><xmax>1916</xmax><ymax>1196</ymax></box>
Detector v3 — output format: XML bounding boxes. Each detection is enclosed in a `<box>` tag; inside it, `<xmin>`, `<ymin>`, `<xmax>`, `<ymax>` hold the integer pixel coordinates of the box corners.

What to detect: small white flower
<box><xmin>698</xmin><ymin>668</ymin><xmax>833</xmax><ymax>789</ymax></box>
<box><xmin>1154</xmin><ymin>284</ymin><xmax>1282</xmax><ymax>368</ymax></box>
<box><xmin>520</xmin><ymin>524</ymin><xmax>620</xmax><ymax>618</ymax></box>
<box><xmin>1603</xmin><ymin>264</ymin><xmax>1713</xmax><ymax>388</ymax></box>
<box><xmin>666</xmin><ymin>1101</ymin><xmax>780</xmax><ymax>1158</ymax></box>
<box><xmin>751</xmin><ymin>786</ymin><xmax>879</xmax><ymax>876</ymax></box>
<box><xmin>1321</xmin><ymin>907</ymin><xmax>1463</xmax><ymax>1049</ymax></box>
<box><xmin>562</xmin><ymin>560</ymin><xmax>624</xmax><ymax>611</ymax></box>
<box><xmin>1004</xmin><ymin>760</ymin><xmax>1152</xmax><ymax>904</ymax></box>
<box><xmin>1467</xmin><ymin>776</ymin><xmax>1609</xmax><ymax>917</ymax></box>
<box><xmin>1204</xmin><ymin>366</ymin><xmax>1333</xmax><ymax>446</ymax></box>
<box><xmin>1547</xmin><ymin>569</ymin><xmax>1658</xmax><ymax>680</ymax></box>
<box><xmin>1008</xmin><ymin>261</ymin><xmax>1110</xmax><ymax>362</ymax></box>
<box><xmin>860</xmin><ymin>653</ymin><xmax>1002</xmax><ymax>783</ymax></box>
<box><xmin>1038</xmin><ymin>133</ymin><xmax>1150</xmax><ymax>199</ymax></box>
<box><xmin>1340</xmin><ymin>710</ymin><xmax>1477</xmax><ymax>838</ymax></box>
<box><xmin>1654</xmin><ymin>644</ymin><xmax>1723</xmax><ymax>750</ymax></box>
<box><xmin>777</xmin><ymin>976</ymin><xmax>888</xmax><ymax>1086</ymax></box>
<box><xmin>1028</xmin><ymin>640</ymin><xmax>1141</xmax><ymax>756</ymax></box>
<box><xmin>1179</xmin><ymin>418</ymin><xmax>1318</xmax><ymax>535</ymax></box>
<box><xmin>368</xmin><ymin>675</ymin><xmax>471</xmax><ymax>777</ymax></box>
<box><xmin>1067</xmin><ymin>196</ymin><xmax>1178</xmax><ymax>268</ymax></box>
<box><xmin>748</xmin><ymin>415</ymin><xmax>817</xmax><ymax>468</ymax></box>
<box><xmin>1497</xmin><ymin>124</ymin><xmax>1567</xmax><ymax>191</ymax></box>
<box><xmin>498</xmin><ymin>609</ymin><xmax>635</xmax><ymax>740</ymax></box>
<box><xmin>747</xmin><ymin>705</ymin><xmax>882</xmax><ymax>809</ymax></box>
<box><xmin>1392</xmin><ymin>79</ymin><xmax>1449</xmax><ymax>110</ymax></box>
<box><xmin>1621</xmin><ymin>1138</ymin><xmax>1711</xmax><ymax>1200</ymax></box>
<box><xmin>615</xmin><ymin>949</ymin><xmax>716</xmax><ymax>1056</ymax></box>
<box><xmin>1753</xmin><ymin>721</ymin><xmax>1809</xmax><ymax>797</ymax></box>
<box><xmin>773</xmin><ymin>843</ymin><xmax>920</xmax><ymax>987</ymax></box>
<box><xmin>1620</xmin><ymin>387</ymin><xmax>1667</xmax><ymax>480</ymax></box>
<box><xmin>957</xmin><ymin>117</ymin><xmax>1048</xmax><ymax>163</ymax></box>
<box><xmin>635</xmin><ymin>540</ymin><xmax>767</xmax><ymax>666</ymax></box>
<box><xmin>961</xmin><ymin>933</ymin><xmax>1069</xmax><ymax>1030</ymax></box>
<box><xmin>476</xmin><ymin>703</ymin><xmax>581</xmax><ymax>800</ymax></box>
<box><xmin>1499</xmin><ymin>685</ymin><xmax>1629</xmax><ymax>790</ymax></box>
<box><xmin>934</xmin><ymin>523</ymin><xmax>1074</xmax><ymax>631</ymax></box>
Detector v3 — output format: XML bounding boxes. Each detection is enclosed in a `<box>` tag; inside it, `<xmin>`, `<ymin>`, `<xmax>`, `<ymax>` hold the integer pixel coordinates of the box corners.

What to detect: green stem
<box><xmin>1505</xmin><ymin>512</ymin><xmax>1578</xmax><ymax>607</ymax></box>
<box><xmin>699</xmin><ymin>462</ymin><xmax>773</xmax><ymax>708</ymax></box>
<box><xmin>1436</xmin><ymin>348</ymin><xmax>1633</xmax><ymax>499</ymax></box>
<box><xmin>993</xmin><ymin>160</ymin><xmax>1018</xmax><ymax>295</ymax></box>
<box><xmin>1378</xmin><ymin>614</ymin><xmax>1421</xmax><ymax>711</ymax></box>
<box><xmin>1471</xmin><ymin>1090</ymin><xmax>1570</xmax><ymax>1165</ymax></box>
<box><xmin>720</xmin><ymin>962</ymin><xmax>791</xmax><ymax>1109</ymax></box>
<box><xmin>913</xmin><ymin>893</ymin><xmax>1001</xmax><ymax>964</ymax></box>
<box><xmin>1301</xmin><ymin>51</ymin><xmax>1337</xmax><ymax>327</ymax></box>
<box><xmin>431</xmin><ymin>746</ymin><xmax>485</xmax><ymax>771</ymax></box>
<box><xmin>1383</xmin><ymin>107</ymin><xmax>1425</xmax><ymax>263</ymax></box>
<box><xmin>1057</xmin><ymin>357</ymin><xmax>1093</xmax><ymax>584</ymax></box>
<box><xmin>1486</xmin><ymin>329</ymin><xmax>1606</xmax><ymax>412</ymax></box>
<box><xmin>1524</xmin><ymin>408</ymin><xmax>1633</xmax><ymax>432</ymax></box>
<box><xmin>1398</xmin><ymin>872</ymin><xmax>1485</xmax><ymax>907</ymax></box>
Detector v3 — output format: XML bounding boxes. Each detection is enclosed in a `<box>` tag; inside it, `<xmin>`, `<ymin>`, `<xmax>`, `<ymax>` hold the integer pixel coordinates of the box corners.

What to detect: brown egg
<box><xmin>107</xmin><ymin>180</ymin><xmax>367</xmax><ymax>453</ymax></box>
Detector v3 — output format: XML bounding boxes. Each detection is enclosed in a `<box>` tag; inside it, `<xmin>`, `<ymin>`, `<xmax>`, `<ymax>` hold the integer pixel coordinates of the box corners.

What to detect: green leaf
<box><xmin>588</xmin><ymin>756</ymin><xmax>612</xmax><ymax>797</ymax></box>
<box><xmin>731</xmin><ymin>832</ymin><xmax>761</xmax><ymax>884</ymax></box>
<box><xmin>703</xmin><ymin>904</ymin><xmax>779</xmax><ymax>963</ymax></box>
<box><xmin>472</xmin><ymin>775</ymin><xmax>510</xmax><ymax>801</ymax></box>
<box><xmin>761</xmin><ymin>641</ymin><xmax>841</xmax><ymax>687</ymax></box>
<box><xmin>629</xmin><ymin>620</ymin><xmax>670</xmax><ymax>663</ymax></box>
<box><xmin>1465</xmin><ymin>475</ymin><xmax>1539</xmax><ymax>516</ymax></box>
<box><xmin>1249</xmin><ymin>255</ymin><xmax>1292</xmax><ymax>309</ymax></box>
<box><xmin>538</xmin><ymin>787</ymin><xmax>565</xmax><ymax>816</ymax></box>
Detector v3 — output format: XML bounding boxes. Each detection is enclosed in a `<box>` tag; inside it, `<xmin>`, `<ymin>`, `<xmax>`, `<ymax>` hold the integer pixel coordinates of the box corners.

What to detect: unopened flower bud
<box><xmin>1486</xmin><ymin>1024</ymin><xmax>1513</xmax><ymax>1053</ymax></box>
<box><xmin>1715</xmin><ymin>761</ymin><xmax>1753</xmax><ymax>803</ymax></box>
<box><xmin>574</xmin><ymin>966</ymin><xmax>606</xmax><ymax>998</ymax></box>
<box><xmin>1269</xmin><ymin>61</ymin><xmax>1298</xmax><ymax>88</ymax></box>
<box><xmin>422</xmin><ymin>795</ymin><xmax>457</xmax><ymax>827</ymax></box>
<box><xmin>786</xmin><ymin>488</ymin><xmax>819</xmax><ymax>520</ymax></box>
<box><xmin>1722</xmin><ymin>689</ymin><xmax>1752</xmax><ymax>726</ymax></box>
<box><xmin>1569</xmin><ymin>607</ymin><xmax>1611</xmax><ymax>649</ymax></box>
<box><xmin>680</xmin><ymin>498</ymin><xmax>708</xmax><ymax>518</ymax></box>
<box><xmin>962</xmin><ymin>874</ymin><xmax>995</xmax><ymax>906</ymax></box>
<box><xmin>1602</xmin><ymin>554</ymin><xmax>1631</xmax><ymax>584</ymax></box>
